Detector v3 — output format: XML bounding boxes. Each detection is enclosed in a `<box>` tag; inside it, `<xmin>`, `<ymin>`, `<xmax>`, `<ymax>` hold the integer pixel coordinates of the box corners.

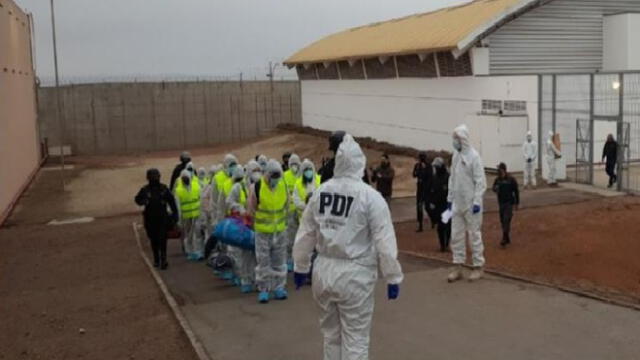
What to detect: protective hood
<box><xmin>197</xmin><ymin>167</ymin><xmax>206</xmax><ymax>179</ymax></box>
<box><xmin>288</xmin><ymin>154</ymin><xmax>301</xmax><ymax>169</ymax></box>
<box><xmin>180</xmin><ymin>169</ymin><xmax>192</xmax><ymax>186</ymax></box>
<box><xmin>223</xmin><ymin>154</ymin><xmax>238</xmax><ymax>169</ymax></box>
<box><xmin>231</xmin><ymin>165</ymin><xmax>245</xmax><ymax>181</ymax></box>
<box><xmin>245</xmin><ymin>160</ymin><xmax>261</xmax><ymax>182</ymax></box>
<box><xmin>300</xmin><ymin>159</ymin><xmax>316</xmax><ymax>174</ymax></box>
<box><xmin>335</xmin><ymin>134</ymin><xmax>366</xmax><ymax>180</ymax></box>
<box><xmin>265</xmin><ymin>159</ymin><xmax>283</xmax><ymax>178</ymax></box>
<box><xmin>548</xmin><ymin>130</ymin><xmax>554</xmax><ymax>139</ymax></box>
<box><xmin>453</xmin><ymin>125</ymin><xmax>471</xmax><ymax>152</ymax></box>
<box><xmin>209</xmin><ymin>164</ymin><xmax>219</xmax><ymax>176</ymax></box>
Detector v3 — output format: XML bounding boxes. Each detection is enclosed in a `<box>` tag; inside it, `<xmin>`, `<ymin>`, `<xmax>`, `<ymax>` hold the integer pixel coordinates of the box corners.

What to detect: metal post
<box><xmin>589</xmin><ymin>74</ymin><xmax>595</xmax><ymax>184</ymax></box>
<box><xmin>552</xmin><ymin>74</ymin><xmax>557</xmax><ymax>132</ymax></box>
<box><xmin>90</xmin><ymin>89</ymin><xmax>98</xmax><ymax>154</ymax></box>
<box><xmin>121</xmin><ymin>87</ymin><xmax>128</xmax><ymax>153</ymax></box>
<box><xmin>537</xmin><ymin>75</ymin><xmax>543</xmax><ymax>176</ymax></box>
<box><xmin>151</xmin><ymin>86</ymin><xmax>158</xmax><ymax>151</ymax></box>
<box><xmin>202</xmin><ymin>83</ymin><xmax>209</xmax><ymax>143</ymax></box>
<box><xmin>255</xmin><ymin>94</ymin><xmax>259</xmax><ymax>136</ymax></box>
<box><xmin>50</xmin><ymin>0</ymin><xmax>65</xmax><ymax>189</ymax></box>
<box><xmin>617</xmin><ymin>73</ymin><xmax>625</xmax><ymax>192</ymax></box>
<box><xmin>181</xmin><ymin>87</ymin><xmax>187</xmax><ymax>149</ymax></box>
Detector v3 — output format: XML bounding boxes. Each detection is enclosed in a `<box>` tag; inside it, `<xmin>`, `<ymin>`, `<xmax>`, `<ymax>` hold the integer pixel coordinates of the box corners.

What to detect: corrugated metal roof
<box><xmin>285</xmin><ymin>0</ymin><xmax>537</xmax><ymax>65</ymax></box>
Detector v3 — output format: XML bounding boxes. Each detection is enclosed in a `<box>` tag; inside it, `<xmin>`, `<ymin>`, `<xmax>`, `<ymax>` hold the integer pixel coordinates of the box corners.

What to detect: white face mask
<box><xmin>453</xmin><ymin>138</ymin><xmax>462</xmax><ymax>152</ymax></box>
<box><xmin>291</xmin><ymin>164</ymin><xmax>300</xmax><ymax>174</ymax></box>
<box><xmin>250</xmin><ymin>172</ymin><xmax>262</xmax><ymax>183</ymax></box>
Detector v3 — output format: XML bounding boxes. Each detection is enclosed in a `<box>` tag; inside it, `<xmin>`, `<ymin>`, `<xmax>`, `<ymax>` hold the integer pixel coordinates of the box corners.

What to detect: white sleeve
<box><xmin>472</xmin><ymin>155</ymin><xmax>487</xmax><ymax>207</ymax></box>
<box><xmin>292</xmin><ymin>193</ymin><xmax>319</xmax><ymax>274</ymax></box>
<box><xmin>369</xmin><ymin>192</ymin><xmax>404</xmax><ymax>285</ymax></box>
<box><xmin>293</xmin><ymin>186</ymin><xmax>306</xmax><ymax>212</ymax></box>
<box><xmin>216</xmin><ymin>187</ymin><xmax>227</xmax><ymax>222</ymax></box>
<box><xmin>447</xmin><ymin>155</ymin><xmax>456</xmax><ymax>204</ymax></box>
<box><xmin>226</xmin><ymin>183</ymin><xmax>246</xmax><ymax>214</ymax></box>
<box><xmin>174</xmin><ymin>194</ymin><xmax>182</xmax><ymax>221</ymax></box>
<box><xmin>209</xmin><ymin>179</ymin><xmax>219</xmax><ymax>220</ymax></box>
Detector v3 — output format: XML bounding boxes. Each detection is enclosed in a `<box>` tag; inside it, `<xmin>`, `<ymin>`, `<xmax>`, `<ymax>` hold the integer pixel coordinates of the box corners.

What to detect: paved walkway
<box><xmin>159</xmin><ymin>250</ymin><xmax>640</xmax><ymax>360</ymax></box>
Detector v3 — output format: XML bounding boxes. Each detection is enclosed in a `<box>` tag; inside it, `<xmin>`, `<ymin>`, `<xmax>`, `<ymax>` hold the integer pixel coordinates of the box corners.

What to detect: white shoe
<box><xmin>468</xmin><ymin>267</ymin><xmax>484</xmax><ymax>282</ymax></box>
<box><xmin>447</xmin><ymin>265</ymin><xmax>463</xmax><ymax>283</ymax></box>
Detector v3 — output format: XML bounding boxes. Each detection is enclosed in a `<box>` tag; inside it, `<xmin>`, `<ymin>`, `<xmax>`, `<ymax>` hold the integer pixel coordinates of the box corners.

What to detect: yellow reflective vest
<box><xmin>283</xmin><ymin>169</ymin><xmax>300</xmax><ymax>212</ymax></box>
<box><xmin>175</xmin><ymin>179</ymin><xmax>201</xmax><ymax>220</ymax></box>
<box><xmin>254</xmin><ymin>178</ymin><xmax>288</xmax><ymax>234</ymax></box>
<box><xmin>294</xmin><ymin>175</ymin><xmax>321</xmax><ymax>219</ymax></box>
<box><xmin>223</xmin><ymin>178</ymin><xmax>247</xmax><ymax>215</ymax></box>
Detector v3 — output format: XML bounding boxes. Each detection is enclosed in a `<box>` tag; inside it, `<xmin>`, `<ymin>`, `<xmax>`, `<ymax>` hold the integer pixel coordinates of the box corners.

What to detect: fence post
<box><xmin>91</xmin><ymin>88</ymin><xmax>98</xmax><ymax>154</ymax></box>
<box><xmin>551</xmin><ymin>74</ymin><xmax>557</xmax><ymax>133</ymax></box>
<box><xmin>203</xmin><ymin>82</ymin><xmax>209</xmax><ymax>144</ymax></box>
<box><xmin>151</xmin><ymin>85</ymin><xmax>158</xmax><ymax>151</ymax></box>
<box><xmin>537</xmin><ymin>75</ymin><xmax>543</xmax><ymax>174</ymax></box>
<box><xmin>255</xmin><ymin>94</ymin><xmax>259</xmax><ymax>137</ymax></box>
<box><xmin>121</xmin><ymin>86</ymin><xmax>128</xmax><ymax>153</ymax></box>
<box><xmin>589</xmin><ymin>74</ymin><xmax>594</xmax><ymax>185</ymax></box>
<box><xmin>181</xmin><ymin>85</ymin><xmax>187</xmax><ymax>149</ymax></box>
<box><xmin>617</xmin><ymin>73</ymin><xmax>625</xmax><ymax>192</ymax></box>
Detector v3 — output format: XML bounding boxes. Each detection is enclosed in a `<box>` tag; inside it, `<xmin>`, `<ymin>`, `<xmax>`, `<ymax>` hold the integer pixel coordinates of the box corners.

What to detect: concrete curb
<box><xmin>132</xmin><ymin>222</ymin><xmax>213</xmax><ymax>360</ymax></box>
<box><xmin>400</xmin><ymin>250</ymin><xmax>640</xmax><ymax>312</ymax></box>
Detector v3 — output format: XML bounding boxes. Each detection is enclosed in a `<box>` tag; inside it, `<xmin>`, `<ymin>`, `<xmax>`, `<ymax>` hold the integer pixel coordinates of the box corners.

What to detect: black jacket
<box><xmin>169</xmin><ymin>162</ymin><xmax>188</xmax><ymax>191</ymax></box>
<box><xmin>492</xmin><ymin>175</ymin><xmax>520</xmax><ymax>205</ymax></box>
<box><xmin>602</xmin><ymin>140</ymin><xmax>618</xmax><ymax>165</ymax></box>
<box><xmin>428</xmin><ymin>169</ymin><xmax>449</xmax><ymax>217</ymax></box>
<box><xmin>135</xmin><ymin>183</ymin><xmax>179</xmax><ymax>229</ymax></box>
<box><xmin>413</xmin><ymin>162</ymin><xmax>433</xmax><ymax>199</ymax></box>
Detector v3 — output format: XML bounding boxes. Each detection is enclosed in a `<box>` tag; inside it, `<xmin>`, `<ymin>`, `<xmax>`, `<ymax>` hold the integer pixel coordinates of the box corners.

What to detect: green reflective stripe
<box><xmin>181</xmin><ymin>199</ymin><xmax>199</xmax><ymax>205</ymax></box>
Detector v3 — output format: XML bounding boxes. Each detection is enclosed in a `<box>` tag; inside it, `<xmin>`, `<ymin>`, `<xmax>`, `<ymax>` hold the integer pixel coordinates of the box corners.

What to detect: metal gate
<box><xmin>575</xmin><ymin>119</ymin><xmax>592</xmax><ymax>184</ymax></box>
<box><xmin>540</xmin><ymin>72</ymin><xmax>640</xmax><ymax>194</ymax></box>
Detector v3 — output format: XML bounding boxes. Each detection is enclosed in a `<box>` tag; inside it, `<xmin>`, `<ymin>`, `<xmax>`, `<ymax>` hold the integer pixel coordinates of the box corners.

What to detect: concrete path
<box><xmin>159</xmin><ymin>249</ymin><xmax>640</xmax><ymax>360</ymax></box>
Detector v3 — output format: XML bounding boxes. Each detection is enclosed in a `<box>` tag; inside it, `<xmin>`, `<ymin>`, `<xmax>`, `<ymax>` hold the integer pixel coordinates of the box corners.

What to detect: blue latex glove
<box><xmin>473</xmin><ymin>204</ymin><xmax>481</xmax><ymax>214</ymax></box>
<box><xmin>294</xmin><ymin>272</ymin><xmax>308</xmax><ymax>290</ymax></box>
<box><xmin>447</xmin><ymin>202</ymin><xmax>452</xmax><ymax>211</ymax></box>
<box><xmin>387</xmin><ymin>284</ymin><xmax>400</xmax><ymax>300</ymax></box>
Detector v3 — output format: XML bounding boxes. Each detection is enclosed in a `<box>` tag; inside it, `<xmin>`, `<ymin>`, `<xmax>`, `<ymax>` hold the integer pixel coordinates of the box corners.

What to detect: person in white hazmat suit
<box><xmin>545</xmin><ymin>131</ymin><xmax>562</xmax><ymax>186</ymax></box>
<box><xmin>447</xmin><ymin>125</ymin><xmax>487</xmax><ymax>282</ymax></box>
<box><xmin>522</xmin><ymin>131</ymin><xmax>538</xmax><ymax>189</ymax></box>
<box><xmin>293</xmin><ymin>134</ymin><xmax>403</xmax><ymax>360</ymax></box>
<box><xmin>248</xmin><ymin>159</ymin><xmax>290</xmax><ymax>303</ymax></box>
<box><xmin>225</xmin><ymin>162</ymin><xmax>258</xmax><ymax>293</ymax></box>
<box><xmin>210</xmin><ymin>154</ymin><xmax>238</xmax><ymax>224</ymax></box>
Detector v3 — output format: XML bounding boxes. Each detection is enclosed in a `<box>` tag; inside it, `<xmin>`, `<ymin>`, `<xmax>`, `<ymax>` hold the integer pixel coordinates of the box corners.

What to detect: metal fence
<box><xmin>37</xmin><ymin>80</ymin><xmax>302</xmax><ymax>155</ymax></box>
<box><xmin>539</xmin><ymin>72</ymin><xmax>640</xmax><ymax>193</ymax></box>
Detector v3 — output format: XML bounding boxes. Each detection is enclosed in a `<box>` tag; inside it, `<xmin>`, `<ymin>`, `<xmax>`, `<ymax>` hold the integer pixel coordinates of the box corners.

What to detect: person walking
<box><xmin>522</xmin><ymin>131</ymin><xmax>537</xmax><ymax>189</ymax></box>
<box><xmin>283</xmin><ymin>154</ymin><xmax>302</xmax><ymax>271</ymax></box>
<box><xmin>293</xmin><ymin>134</ymin><xmax>403</xmax><ymax>360</ymax></box>
<box><xmin>492</xmin><ymin>163</ymin><xmax>519</xmax><ymax>247</ymax></box>
<box><xmin>413</xmin><ymin>151</ymin><xmax>433</xmax><ymax>232</ymax></box>
<box><xmin>602</xmin><ymin>134</ymin><xmax>618</xmax><ymax>188</ymax></box>
<box><xmin>428</xmin><ymin>158</ymin><xmax>451</xmax><ymax>252</ymax></box>
<box><xmin>174</xmin><ymin>170</ymin><xmax>203</xmax><ymax>261</ymax></box>
<box><xmin>134</xmin><ymin>169</ymin><xmax>178</xmax><ymax>270</ymax></box>
<box><xmin>248</xmin><ymin>160</ymin><xmax>290</xmax><ymax>303</ymax></box>
<box><xmin>371</xmin><ymin>154</ymin><xmax>395</xmax><ymax>204</ymax></box>
<box><xmin>447</xmin><ymin>125</ymin><xmax>487</xmax><ymax>282</ymax></box>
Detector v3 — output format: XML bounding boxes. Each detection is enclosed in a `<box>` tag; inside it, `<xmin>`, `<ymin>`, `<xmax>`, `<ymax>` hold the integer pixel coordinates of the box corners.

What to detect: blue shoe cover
<box><xmin>258</xmin><ymin>291</ymin><xmax>270</xmax><ymax>303</ymax></box>
<box><xmin>221</xmin><ymin>271</ymin><xmax>234</xmax><ymax>280</ymax></box>
<box><xmin>240</xmin><ymin>284</ymin><xmax>253</xmax><ymax>293</ymax></box>
<box><xmin>287</xmin><ymin>260</ymin><xmax>294</xmax><ymax>272</ymax></box>
<box><xmin>274</xmin><ymin>288</ymin><xmax>288</xmax><ymax>300</ymax></box>
<box><xmin>232</xmin><ymin>277</ymin><xmax>241</xmax><ymax>287</ymax></box>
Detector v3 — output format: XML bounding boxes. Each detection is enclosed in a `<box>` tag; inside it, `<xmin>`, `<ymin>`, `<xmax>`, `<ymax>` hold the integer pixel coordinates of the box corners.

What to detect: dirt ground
<box><xmin>0</xmin><ymin>215</ymin><xmax>195</xmax><ymax>359</ymax></box>
<box><xmin>397</xmin><ymin>196</ymin><xmax>640</xmax><ymax>303</ymax></box>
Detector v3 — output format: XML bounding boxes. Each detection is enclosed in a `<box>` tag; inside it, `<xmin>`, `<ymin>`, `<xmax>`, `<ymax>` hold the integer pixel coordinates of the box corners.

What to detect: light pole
<box><xmin>50</xmin><ymin>0</ymin><xmax>65</xmax><ymax>189</ymax></box>
<box><xmin>267</xmin><ymin>61</ymin><xmax>280</xmax><ymax>91</ymax></box>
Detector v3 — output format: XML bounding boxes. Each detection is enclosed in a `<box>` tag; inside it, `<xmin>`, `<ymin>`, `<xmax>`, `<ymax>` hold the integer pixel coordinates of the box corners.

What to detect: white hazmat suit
<box><xmin>522</xmin><ymin>131</ymin><xmax>537</xmax><ymax>188</ymax></box>
<box><xmin>294</xmin><ymin>134</ymin><xmax>404</xmax><ymax>360</ymax></box>
<box><xmin>546</xmin><ymin>131</ymin><xmax>562</xmax><ymax>185</ymax></box>
<box><xmin>447</xmin><ymin>125</ymin><xmax>487</xmax><ymax>275</ymax></box>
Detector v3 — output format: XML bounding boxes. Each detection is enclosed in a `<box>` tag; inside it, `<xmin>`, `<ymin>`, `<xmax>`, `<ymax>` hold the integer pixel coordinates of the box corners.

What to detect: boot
<box><xmin>500</xmin><ymin>232</ymin><xmax>508</xmax><ymax>247</ymax></box>
<box><xmin>447</xmin><ymin>265</ymin><xmax>463</xmax><ymax>283</ymax></box>
<box><xmin>468</xmin><ymin>267</ymin><xmax>484</xmax><ymax>282</ymax></box>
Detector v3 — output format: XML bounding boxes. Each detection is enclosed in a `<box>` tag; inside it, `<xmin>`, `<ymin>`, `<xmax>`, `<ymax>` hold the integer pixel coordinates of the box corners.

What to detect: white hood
<box><xmin>334</xmin><ymin>134</ymin><xmax>366</xmax><ymax>180</ymax></box>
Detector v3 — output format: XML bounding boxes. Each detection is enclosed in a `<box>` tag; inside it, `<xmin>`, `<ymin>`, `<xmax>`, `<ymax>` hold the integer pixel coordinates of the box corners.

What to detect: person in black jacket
<box><xmin>492</xmin><ymin>163</ymin><xmax>519</xmax><ymax>247</ymax></box>
<box><xmin>413</xmin><ymin>152</ymin><xmax>434</xmax><ymax>232</ymax></box>
<box><xmin>319</xmin><ymin>130</ymin><xmax>370</xmax><ymax>184</ymax></box>
<box><xmin>169</xmin><ymin>151</ymin><xmax>191</xmax><ymax>191</ymax></box>
<box><xmin>135</xmin><ymin>168</ymin><xmax>179</xmax><ymax>269</ymax></box>
<box><xmin>428</xmin><ymin>157</ymin><xmax>451</xmax><ymax>252</ymax></box>
<box><xmin>602</xmin><ymin>134</ymin><xmax>618</xmax><ymax>188</ymax></box>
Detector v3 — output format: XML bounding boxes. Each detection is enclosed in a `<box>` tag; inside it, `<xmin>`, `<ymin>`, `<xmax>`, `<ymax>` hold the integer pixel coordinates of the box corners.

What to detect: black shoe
<box><xmin>160</xmin><ymin>262</ymin><xmax>169</xmax><ymax>270</ymax></box>
<box><xmin>416</xmin><ymin>228</ymin><xmax>423</xmax><ymax>233</ymax></box>
<box><xmin>153</xmin><ymin>260</ymin><xmax>160</xmax><ymax>268</ymax></box>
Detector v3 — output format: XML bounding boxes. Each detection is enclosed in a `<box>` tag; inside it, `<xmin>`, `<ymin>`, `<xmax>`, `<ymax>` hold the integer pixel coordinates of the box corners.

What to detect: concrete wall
<box><xmin>38</xmin><ymin>81</ymin><xmax>301</xmax><ymax>155</ymax></box>
<box><xmin>0</xmin><ymin>1</ymin><xmax>40</xmax><ymax>224</ymax></box>
<box><xmin>301</xmin><ymin>76</ymin><xmax>539</xmax><ymax>170</ymax></box>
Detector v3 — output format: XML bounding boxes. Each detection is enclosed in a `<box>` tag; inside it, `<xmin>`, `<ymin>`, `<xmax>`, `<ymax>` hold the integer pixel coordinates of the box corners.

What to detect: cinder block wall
<box><xmin>38</xmin><ymin>81</ymin><xmax>301</xmax><ymax>155</ymax></box>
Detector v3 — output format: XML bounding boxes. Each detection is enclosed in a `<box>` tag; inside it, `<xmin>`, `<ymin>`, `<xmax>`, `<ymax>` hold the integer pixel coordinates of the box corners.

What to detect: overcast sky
<box><xmin>16</xmin><ymin>0</ymin><xmax>466</xmax><ymax>83</ymax></box>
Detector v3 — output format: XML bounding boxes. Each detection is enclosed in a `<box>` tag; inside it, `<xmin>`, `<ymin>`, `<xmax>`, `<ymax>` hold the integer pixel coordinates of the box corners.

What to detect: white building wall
<box><xmin>301</xmin><ymin>76</ymin><xmax>539</xmax><ymax>171</ymax></box>
<box><xmin>604</xmin><ymin>13</ymin><xmax>640</xmax><ymax>71</ymax></box>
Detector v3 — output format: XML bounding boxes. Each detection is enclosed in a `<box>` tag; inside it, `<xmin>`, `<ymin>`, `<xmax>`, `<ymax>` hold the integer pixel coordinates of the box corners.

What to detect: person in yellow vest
<box><xmin>248</xmin><ymin>159</ymin><xmax>289</xmax><ymax>303</ymax></box>
<box><xmin>293</xmin><ymin>159</ymin><xmax>321</xmax><ymax>220</ymax></box>
<box><xmin>201</xmin><ymin>164</ymin><xmax>220</xmax><ymax>233</ymax></box>
<box><xmin>283</xmin><ymin>154</ymin><xmax>302</xmax><ymax>272</ymax></box>
<box><xmin>174</xmin><ymin>170</ymin><xmax>203</xmax><ymax>261</ymax></box>
<box><xmin>210</xmin><ymin>154</ymin><xmax>238</xmax><ymax>225</ymax></box>
<box><xmin>226</xmin><ymin>161</ymin><xmax>259</xmax><ymax>293</ymax></box>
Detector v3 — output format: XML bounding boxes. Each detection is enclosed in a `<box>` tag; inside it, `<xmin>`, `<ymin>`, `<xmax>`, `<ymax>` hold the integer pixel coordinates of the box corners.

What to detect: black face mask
<box><xmin>435</xmin><ymin>166</ymin><xmax>447</xmax><ymax>175</ymax></box>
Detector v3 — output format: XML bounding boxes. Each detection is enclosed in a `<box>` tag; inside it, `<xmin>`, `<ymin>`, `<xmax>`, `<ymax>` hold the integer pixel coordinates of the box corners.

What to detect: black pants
<box><xmin>499</xmin><ymin>203</ymin><xmax>514</xmax><ymax>236</ymax></box>
<box><xmin>145</xmin><ymin>225</ymin><xmax>168</xmax><ymax>265</ymax></box>
<box><xmin>436</xmin><ymin>221</ymin><xmax>451</xmax><ymax>250</ymax></box>
<box><xmin>606</xmin><ymin>161</ymin><xmax>617</xmax><ymax>186</ymax></box>
<box><xmin>417</xmin><ymin>196</ymin><xmax>437</xmax><ymax>229</ymax></box>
